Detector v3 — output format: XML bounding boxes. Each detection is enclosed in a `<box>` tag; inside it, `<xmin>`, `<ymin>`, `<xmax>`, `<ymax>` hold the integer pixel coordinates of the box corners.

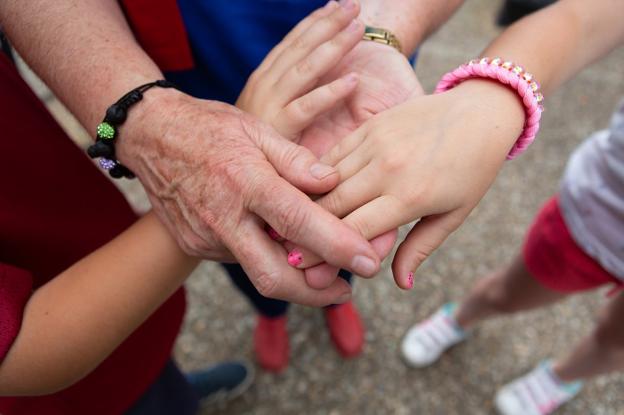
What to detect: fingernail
<box><xmin>288</xmin><ymin>249</ymin><xmax>304</xmax><ymax>267</ymax></box>
<box><xmin>266</xmin><ymin>226</ymin><xmax>285</xmax><ymax>242</ymax></box>
<box><xmin>310</xmin><ymin>163</ymin><xmax>336</xmax><ymax>180</ymax></box>
<box><xmin>335</xmin><ymin>292</ymin><xmax>352</xmax><ymax>304</ymax></box>
<box><xmin>351</xmin><ymin>255</ymin><xmax>377</xmax><ymax>276</ymax></box>
<box><xmin>407</xmin><ymin>272</ymin><xmax>414</xmax><ymax>289</ymax></box>
<box><xmin>347</xmin><ymin>19</ymin><xmax>361</xmax><ymax>32</ymax></box>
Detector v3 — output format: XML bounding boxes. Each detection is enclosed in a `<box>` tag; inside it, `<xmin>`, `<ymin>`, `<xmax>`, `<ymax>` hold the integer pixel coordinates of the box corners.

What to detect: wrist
<box><xmin>114</xmin><ymin>86</ymin><xmax>188</xmax><ymax>171</ymax></box>
<box><xmin>447</xmin><ymin>79</ymin><xmax>526</xmax><ymax>153</ymax></box>
<box><xmin>359</xmin><ymin>5</ymin><xmax>423</xmax><ymax>56</ymax></box>
<box><xmin>352</xmin><ymin>39</ymin><xmax>410</xmax><ymax>64</ymax></box>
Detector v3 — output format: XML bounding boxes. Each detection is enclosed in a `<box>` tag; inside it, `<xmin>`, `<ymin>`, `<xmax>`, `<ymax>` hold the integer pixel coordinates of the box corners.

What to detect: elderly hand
<box><xmin>115</xmin><ymin>85</ymin><xmax>382</xmax><ymax>308</ymax></box>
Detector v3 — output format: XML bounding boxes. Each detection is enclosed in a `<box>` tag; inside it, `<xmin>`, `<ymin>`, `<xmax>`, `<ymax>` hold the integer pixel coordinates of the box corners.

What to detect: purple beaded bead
<box><xmin>99</xmin><ymin>158</ymin><xmax>116</xmax><ymax>170</ymax></box>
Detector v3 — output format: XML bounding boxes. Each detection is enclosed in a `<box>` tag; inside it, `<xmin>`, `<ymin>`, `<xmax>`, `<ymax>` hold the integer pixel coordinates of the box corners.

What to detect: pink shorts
<box><xmin>523</xmin><ymin>196</ymin><xmax>622</xmax><ymax>294</ymax></box>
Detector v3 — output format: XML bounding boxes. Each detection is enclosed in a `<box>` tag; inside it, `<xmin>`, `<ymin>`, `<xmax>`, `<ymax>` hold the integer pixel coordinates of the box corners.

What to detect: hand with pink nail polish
<box><xmin>289</xmin><ymin>39</ymin><xmax>426</xmax><ymax>289</ymax></box>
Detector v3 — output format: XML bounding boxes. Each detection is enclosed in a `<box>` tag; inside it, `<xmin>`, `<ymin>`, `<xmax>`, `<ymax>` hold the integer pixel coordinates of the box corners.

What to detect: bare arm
<box><xmin>481</xmin><ymin>0</ymin><xmax>624</xmax><ymax>96</ymax></box>
<box><xmin>0</xmin><ymin>0</ymin><xmax>162</xmax><ymax>132</ymax></box>
<box><xmin>0</xmin><ymin>1</ymin><xmax>377</xmax><ymax>306</ymax></box>
<box><xmin>307</xmin><ymin>0</ymin><xmax>624</xmax><ymax>286</ymax></box>
<box><xmin>359</xmin><ymin>0</ymin><xmax>465</xmax><ymax>55</ymax></box>
<box><xmin>0</xmin><ymin>213</ymin><xmax>198</xmax><ymax>396</ymax></box>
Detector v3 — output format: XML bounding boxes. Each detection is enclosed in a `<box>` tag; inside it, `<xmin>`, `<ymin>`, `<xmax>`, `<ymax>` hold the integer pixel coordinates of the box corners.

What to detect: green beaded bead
<box><xmin>97</xmin><ymin>122</ymin><xmax>116</xmax><ymax>140</ymax></box>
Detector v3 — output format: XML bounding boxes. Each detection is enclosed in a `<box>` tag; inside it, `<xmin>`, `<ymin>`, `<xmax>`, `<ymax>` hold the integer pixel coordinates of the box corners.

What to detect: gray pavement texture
<box><xmin>28</xmin><ymin>0</ymin><xmax>624</xmax><ymax>414</ymax></box>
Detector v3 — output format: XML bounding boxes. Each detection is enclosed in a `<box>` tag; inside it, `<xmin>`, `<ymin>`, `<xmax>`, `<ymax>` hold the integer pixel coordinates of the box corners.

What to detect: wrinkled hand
<box><xmin>296</xmin><ymin>40</ymin><xmax>425</xmax><ymax>288</ymax></box>
<box><xmin>117</xmin><ymin>90</ymin><xmax>382</xmax><ymax>306</ymax></box>
<box><xmin>292</xmin><ymin>80</ymin><xmax>525</xmax><ymax>288</ymax></box>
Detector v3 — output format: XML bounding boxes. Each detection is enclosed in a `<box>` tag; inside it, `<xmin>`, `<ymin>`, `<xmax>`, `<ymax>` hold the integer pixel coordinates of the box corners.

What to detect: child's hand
<box><xmin>236</xmin><ymin>0</ymin><xmax>364</xmax><ymax>141</ymax></box>
<box><xmin>285</xmin><ymin>80</ymin><xmax>526</xmax><ymax>288</ymax></box>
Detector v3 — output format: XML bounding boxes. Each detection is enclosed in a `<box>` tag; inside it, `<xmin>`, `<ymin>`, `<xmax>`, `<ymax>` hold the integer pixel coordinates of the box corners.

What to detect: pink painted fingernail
<box><xmin>288</xmin><ymin>249</ymin><xmax>304</xmax><ymax>267</ymax></box>
<box><xmin>407</xmin><ymin>272</ymin><xmax>414</xmax><ymax>289</ymax></box>
<box><xmin>266</xmin><ymin>226</ymin><xmax>285</xmax><ymax>242</ymax></box>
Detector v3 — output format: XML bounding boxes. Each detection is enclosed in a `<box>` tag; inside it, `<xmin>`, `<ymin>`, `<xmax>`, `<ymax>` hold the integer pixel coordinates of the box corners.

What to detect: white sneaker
<box><xmin>401</xmin><ymin>302</ymin><xmax>467</xmax><ymax>367</ymax></box>
<box><xmin>495</xmin><ymin>360</ymin><xmax>583</xmax><ymax>415</ymax></box>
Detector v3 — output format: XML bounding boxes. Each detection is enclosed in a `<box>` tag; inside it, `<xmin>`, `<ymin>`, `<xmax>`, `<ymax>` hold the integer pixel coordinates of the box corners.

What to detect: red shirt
<box><xmin>0</xmin><ymin>35</ymin><xmax>185</xmax><ymax>414</ymax></box>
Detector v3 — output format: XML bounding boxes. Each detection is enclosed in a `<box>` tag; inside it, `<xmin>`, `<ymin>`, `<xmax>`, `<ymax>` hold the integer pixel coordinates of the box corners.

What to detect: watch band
<box><xmin>362</xmin><ymin>26</ymin><xmax>402</xmax><ymax>53</ymax></box>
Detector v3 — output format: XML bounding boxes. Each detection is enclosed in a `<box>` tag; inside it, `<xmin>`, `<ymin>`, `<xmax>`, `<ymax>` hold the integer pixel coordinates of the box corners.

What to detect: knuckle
<box><xmin>279</xmin><ymin>142</ymin><xmax>305</xmax><ymax>171</ymax></box>
<box><xmin>326</xmin><ymin>8</ymin><xmax>347</xmax><ymax>28</ymax></box>
<box><xmin>404</xmin><ymin>186</ymin><xmax>427</xmax><ymax>208</ymax></box>
<box><xmin>378</xmin><ymin>153</ymin><xmax>405</xmax><ymax>174</ymax></box>
<box><xmin>348</xmin><ymin>216</ymin><xmax>372</xmax><ymax>239</ymax></box>
<box><xmin>291</xmin><ymin>35</ymin><xmax>308</xmax><ymax>51</ymax></box>
<box><xmin>254</xmin><ymin>271</ymin><xmax>281</xmax><ymax>299</ymax></box>
<box><xmin>410</xmin><ymin>246</ymin><xmax>431</xmax><ymax>268</ymax></box>
<box><xmin>295</xmin><ymin>58</ymin><xmax>315</xmax><ymax>76</ymax></box>
<box><xmin>294</xmin><ymin>96</ymin><xmax>315</xmax><ymax>117</ymax></box>
<box><xmin>320</xmin><ymin>192</ymin><xmax>341</xmax><ymax>215</ymax></box>
<box><xmin>275</xmin><ymin>202</ymin><xmax>310</xmax><ymax>241</ymax></box>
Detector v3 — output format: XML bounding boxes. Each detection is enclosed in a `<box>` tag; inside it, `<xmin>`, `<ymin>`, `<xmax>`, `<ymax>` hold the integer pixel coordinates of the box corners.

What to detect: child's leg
<box><xmin>455</xmin><ymin>254</ymin><xmax>567</xmax><ymax>329</ymax></box>
<box><xmin>552</xmin><ymin>291</ymin><xmax>624</xmax><ymax>382</ymax></box>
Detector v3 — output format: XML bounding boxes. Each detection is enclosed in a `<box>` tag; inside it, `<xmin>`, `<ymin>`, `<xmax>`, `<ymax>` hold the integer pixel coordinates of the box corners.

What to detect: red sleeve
<box><xmin>0</xmin><ymin>263</ymin><xmax>33</xmax><ymax>362</ymax></box>
<box><xmin>120</xmin><ymin>0</ymin><xmax>195</xmax><ymax>72</ymax></box>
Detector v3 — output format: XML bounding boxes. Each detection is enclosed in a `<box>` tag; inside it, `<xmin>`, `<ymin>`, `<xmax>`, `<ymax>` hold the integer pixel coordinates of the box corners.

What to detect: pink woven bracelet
<box><xmin>434</xmin><ymin>57</ymin><xmax>544</xmax><ymax>160</ymax></box>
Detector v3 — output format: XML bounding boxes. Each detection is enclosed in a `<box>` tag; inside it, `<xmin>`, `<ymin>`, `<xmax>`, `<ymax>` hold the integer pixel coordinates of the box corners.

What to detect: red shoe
<box><xmin>254</xmin><ymin>315</ymin><xmax>289</xmax><ymax>373</ymax></box>
<box><xmin>324</xmin><ymin>301</ymin><xmax>365</xmax><ymax>358</ymax></box>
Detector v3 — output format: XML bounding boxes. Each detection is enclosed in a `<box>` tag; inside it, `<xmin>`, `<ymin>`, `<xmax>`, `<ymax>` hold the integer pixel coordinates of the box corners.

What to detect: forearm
<box><xmin>0</xmin><ymin>0</ymin><xmax>163</xmax><ymax>133</ymax></box>
<box><xmin>0</xmin><ymin>213</ymin><xmax>199</xmax><ymax>396</ymax></box>
<box><xmin>448</xmin><ymin>0</ymin><xmax>624</xmax><ymax>153</ymax></box>
<box><xmin>359</xmin><ymin>0</ymin><xmax>465</xmax><ymax>55</ymax></box>
<box><xmin>482</xmin><ymin>0</ymin><xmax>624</xmax><ymax>96</ymax></box>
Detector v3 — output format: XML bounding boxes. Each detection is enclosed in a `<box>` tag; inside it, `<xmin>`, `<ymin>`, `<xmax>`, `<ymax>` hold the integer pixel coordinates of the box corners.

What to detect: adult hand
<box><xmin>116</xmin><ymin>90</ymin><xmax>382</xmax><ymax>307</ymax></box>
<box><xmin>290</xmin><ymin>80</ymin><xmax>526</xmax><ymax>288</ymax></box>
<box><xmin>296</xmin><ymin>39</ymin><xmax>425</xmax><ymax>289</ymax></box>
<box><xmin>298</xmin><ymin>40</ymin><xmax>424</xmax><ymax>157</ymax></box>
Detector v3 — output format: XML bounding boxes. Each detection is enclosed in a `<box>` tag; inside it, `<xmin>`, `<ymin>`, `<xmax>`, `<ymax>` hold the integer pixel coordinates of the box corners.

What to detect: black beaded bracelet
<box><xmin>87</xmin><ymin>80</ymin><xmax>177</xmax><ymax>179</ymax></box>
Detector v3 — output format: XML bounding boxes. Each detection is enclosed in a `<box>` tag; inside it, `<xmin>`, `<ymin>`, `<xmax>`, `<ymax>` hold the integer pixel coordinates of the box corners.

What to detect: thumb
<box><xmin>257</xmin><ymin>125</ymin><xmax>340</xmax><ymax>195</ymax></box>
<box><xmin>392</xmin><ymin>212</ymin><xmax>464</xmax><ymax>289</ymax></box>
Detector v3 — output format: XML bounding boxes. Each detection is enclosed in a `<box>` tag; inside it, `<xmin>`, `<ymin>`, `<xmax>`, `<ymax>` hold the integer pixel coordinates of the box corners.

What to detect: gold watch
<box><xmin>362</xmin><ymin>26</ymin><xmax>402</xmax><ymax>53</ymax></box>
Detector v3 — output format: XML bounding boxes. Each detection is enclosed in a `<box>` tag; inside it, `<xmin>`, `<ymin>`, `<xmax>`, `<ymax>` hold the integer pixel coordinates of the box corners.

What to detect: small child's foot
<box><xmin>495</xmin><ymin>360</ymin><xmax>583</xmax><ymax>415</ymax></box>
<box><xmin>186</xmin><ymin>360</ymin><xmax>254</xmax><ymax>406</ymax></box>
<box><xmin>400</xmin><ymin>302</ymin><xmax>467</xmax><ymax>367</ymax></box>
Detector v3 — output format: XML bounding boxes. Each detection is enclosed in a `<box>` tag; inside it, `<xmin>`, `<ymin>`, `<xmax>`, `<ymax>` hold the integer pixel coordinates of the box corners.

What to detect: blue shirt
<box><xmin>168</xmin><ymin>0</ymin><xmax>325</xmax><ymax>103</ymax></box>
